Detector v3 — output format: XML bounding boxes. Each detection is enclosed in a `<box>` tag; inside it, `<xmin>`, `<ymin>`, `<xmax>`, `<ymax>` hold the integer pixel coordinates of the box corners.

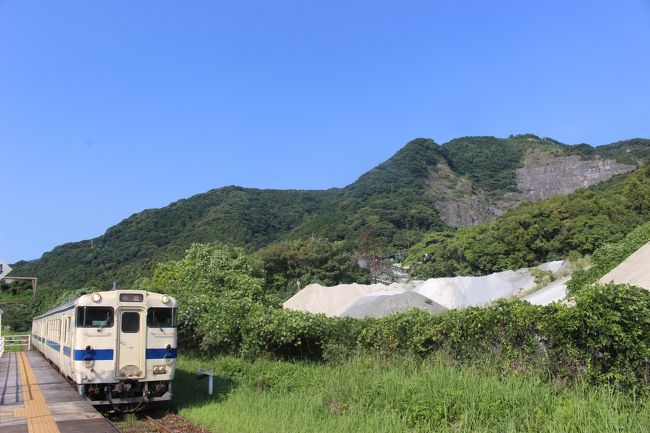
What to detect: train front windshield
<box><xmin>77</xmin><ymin>307</ymin><xmax>114</xmax><ymax>328</ymax></box>
<box><xmin>146</xmin><ymin>308</ymin><xmax>177</xmax><ymax>328</ymax></box>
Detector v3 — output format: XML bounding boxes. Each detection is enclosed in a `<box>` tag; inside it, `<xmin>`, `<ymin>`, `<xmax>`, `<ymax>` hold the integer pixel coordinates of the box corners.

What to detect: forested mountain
<box><xmin>12</xmin><ymin>188</ymin><xmax>338</xmax><ymax>290</ymax></box>
<box><xmin>406</xmin><ymin>163</ymin><xmax>650</xmax><ymax>278</ymax></box>
<box><xmin>10</xmin><ymin>134</ymin><xmax>650</xmax><ymax>291</ymax></box>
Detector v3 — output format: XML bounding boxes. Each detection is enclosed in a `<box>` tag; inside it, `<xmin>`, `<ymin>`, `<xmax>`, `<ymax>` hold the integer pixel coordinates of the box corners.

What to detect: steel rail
<box><xmin>144</xmin><ymin>415</ymin><xmax>177</xmax><ymax>433</ymax></box>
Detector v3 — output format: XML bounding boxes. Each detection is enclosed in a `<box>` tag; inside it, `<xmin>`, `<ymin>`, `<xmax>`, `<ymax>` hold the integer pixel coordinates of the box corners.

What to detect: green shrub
<box><xmin>241</xmin><ymin>308</ymin><xmax>334</xmax><ymax>359</ymax></box>
<box><xmin>142</xmin><ymin>238</ymin><xmax>650</xmax><ymax>394</ymax></box>
<box><xmin>543</xmin><ymin>284</ymin><xmax>650</xmax><ymax>390</ymax></box>
<box><xmin>567</xmin><ymin>221</ymin><xmax>650</xmax><ymax>295</ymax></box>
<box><xmin>193</xmin><ymin>283</ymin><xmax>649</xmax><ymax>393</ymax></box>
<box><xmin>199</xmin><ymin>297</ymin><xmax>264</xmax><ymax>354</ymax></box>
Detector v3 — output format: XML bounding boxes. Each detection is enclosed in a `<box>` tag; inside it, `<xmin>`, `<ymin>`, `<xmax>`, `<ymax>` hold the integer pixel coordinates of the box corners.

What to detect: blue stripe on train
<box><xmin>63</xmin><ymin>346</ymin><xmax>71</xmax><ymax>357</ymax></box>
<box><xmin>63</xmin><ymin>347</ymin><xmax>176</xmax><ymax>360</ymax></box>
<box><xmin>146</xmin><ymin>348</ymin><xmax>177</xmax><ymax>359</ymax></box>
<box><xmin>73</xmin><ymin>349</ymin><xmax>114</xmax><ymax>361</ymax></box>
<box><xmin>46</xmin><ymin>339</ymin><xmax>61</xmax><ymax>351</ymax></box>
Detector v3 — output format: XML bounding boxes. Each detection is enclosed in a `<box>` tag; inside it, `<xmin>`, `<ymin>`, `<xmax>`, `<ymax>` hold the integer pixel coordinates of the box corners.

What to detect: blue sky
<box><xmin>1</xmin><ymin>0</ymin><xmax>650</xmax><ymax>263</ymax></box>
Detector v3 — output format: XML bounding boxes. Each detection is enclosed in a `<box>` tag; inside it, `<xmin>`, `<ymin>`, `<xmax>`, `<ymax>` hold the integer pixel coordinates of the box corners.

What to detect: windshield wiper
<box><xmin>97</xmin><ymin>312</ymin><xmax>110</xmax><ymax>333</ymax></box>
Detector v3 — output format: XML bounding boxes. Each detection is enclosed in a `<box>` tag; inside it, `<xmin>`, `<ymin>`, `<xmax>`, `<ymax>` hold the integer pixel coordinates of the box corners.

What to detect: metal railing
<box><xmin>1</xmin><ymin>334</ymin><xmax>31</xmax><ymax>353</ymax></box>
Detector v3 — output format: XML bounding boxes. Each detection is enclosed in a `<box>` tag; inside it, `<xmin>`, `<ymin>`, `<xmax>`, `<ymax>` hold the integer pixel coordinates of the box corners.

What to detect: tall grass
<box><xmin>172</xmin><ymin>355</ymin><xmax>649</xmax><ymax>433</ymax></box>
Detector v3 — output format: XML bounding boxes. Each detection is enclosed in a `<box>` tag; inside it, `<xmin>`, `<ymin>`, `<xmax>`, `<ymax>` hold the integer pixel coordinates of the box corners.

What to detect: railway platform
<box><xmin>0</xmin><ymin>350</ymin><xmax>117</xmax><ymax>433</ymax></box>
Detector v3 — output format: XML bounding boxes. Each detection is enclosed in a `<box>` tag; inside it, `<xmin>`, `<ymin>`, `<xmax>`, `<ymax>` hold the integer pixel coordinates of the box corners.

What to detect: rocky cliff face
<box><xmin>427</xmin><ymin>162</ymin><xmax>502</xmax><ymax>226</ymax></box>
<box><xmin>432</xmin><ymin>152</ymin><xmax>636</xmax><ymax>227</ymax></box>
<box><xmin>514</xmin><ymin>153</ymin><xmax>635</xmax><ymax>201</ymax></box>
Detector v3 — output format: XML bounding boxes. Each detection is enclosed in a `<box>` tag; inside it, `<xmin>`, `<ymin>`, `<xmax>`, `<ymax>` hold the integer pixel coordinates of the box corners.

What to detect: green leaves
<box><xmin>127</xmin><ymin>239</ymin><xmax>649</xmax><ymax>394</ymax></box>
<box><xmin>409</xmin><ymin>165</ymin><xmax>650</xmax><ymax>278</ymax></box>
<box><xmin>544</xmin><ymin>284</ymin><xmax>650</xmax><ymax>390</ymax></box>
<box><xmin>567</xmin><ymin>221</ymin><xmax>650</xmax><ymax>295</ymax></box>
<box><xmin>257</xmin><ymin>237</ymin><xmax>370</xmax><ymax>299</ymax></box>
<box><xmin>148</xmin><ymin>242</ymin><xmax>266</xmax><ymax>301</ymax></box>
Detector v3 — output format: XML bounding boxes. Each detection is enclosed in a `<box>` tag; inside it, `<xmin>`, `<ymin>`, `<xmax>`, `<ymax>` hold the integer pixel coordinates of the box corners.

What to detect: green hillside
<box><xmin>10</xmin><ymin>135</ymin><xmax>650</xmax><ymax>293</ymax></box>
<box><xmin>290</xmin><ymin>138</ymin><xmax>447</xmax><ymax>249</ymax></box>
<box><xmin>13</xmin><ymin>188</ymin><xmax>338</xmax><ymax>290</ymax></box>
<box><xmin>406</xmin><ymin>163</ymin><xmax>650</xmax><ymax>277</ymax></box>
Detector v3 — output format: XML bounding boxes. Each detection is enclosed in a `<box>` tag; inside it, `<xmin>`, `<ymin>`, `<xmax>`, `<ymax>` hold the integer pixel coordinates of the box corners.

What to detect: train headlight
<box><xmin>153</xmin><ymin>365</ymin><xmax>167</xmax><ymax>374</ymax></box>
<box><xmin>83</xmin><ymin>359</ymin><xmax>94</xmax><ymax>368</ymax></box>
<box><xmin>91</xmin><ymin>293</ymin><xmax>102</xmax><ymax>303</ymax></box>
<box><xmin>161</xmin><ymin>295</ymin><xmax>170</xmax><ymax>304</ymax></box>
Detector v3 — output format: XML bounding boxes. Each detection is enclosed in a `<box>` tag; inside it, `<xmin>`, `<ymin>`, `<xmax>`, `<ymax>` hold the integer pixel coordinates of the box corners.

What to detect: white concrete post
<box><xmin>197</xmin><ymin>367</ymin><xmax>215</xmax><ymax>396</ymax></box>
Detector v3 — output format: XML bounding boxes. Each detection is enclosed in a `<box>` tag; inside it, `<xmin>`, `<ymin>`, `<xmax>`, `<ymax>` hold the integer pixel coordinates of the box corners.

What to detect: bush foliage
<box><xmin>256</xmin><ymin>237</ymin><xmax>370</xmax><ymax>300</ymax></box>
<box><xmin>147</xmin><ymin>241</ymin><xmax>649</xmax><ymax>394</ymax></box>
<box><xmin>184</xmin><ymin>283</ymin><xmax>649</xmax><ymax>393</ymax></box>
<box><xmin>567</xmin><ymin>220</ymin><xmax>650</xmax><ymax>295</ymax></box>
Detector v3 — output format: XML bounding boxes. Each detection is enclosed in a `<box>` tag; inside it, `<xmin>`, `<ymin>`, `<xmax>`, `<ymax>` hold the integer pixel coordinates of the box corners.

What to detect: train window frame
<box><xmin>146</xmin><ymin>308</ymin><xmax>177</xmax><ymax>328</ymax></box>
<box><xmin>121</xmin><ymin>311</ymin><xmax>140</xmax><ymax>333</ymax></box>
<box><xmin>76</xmin><ymin>307</ymin><xmax>115</xmax><ymax>328</ymax></box>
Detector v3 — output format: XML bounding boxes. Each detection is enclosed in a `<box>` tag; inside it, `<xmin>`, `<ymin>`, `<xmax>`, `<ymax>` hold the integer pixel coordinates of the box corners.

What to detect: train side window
<box><xmin>76</xmin><ymin>307</ymin><xmax>114</xmax><ymax>328</ymax></box>
<box><xmin>146</xmin><ymin>308</ymin><xmax>177</xmax><ymax>328</ymax></box>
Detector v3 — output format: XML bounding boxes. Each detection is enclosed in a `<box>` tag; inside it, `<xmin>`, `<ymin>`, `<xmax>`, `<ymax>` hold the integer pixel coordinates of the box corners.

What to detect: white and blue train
<box><xmin>31</xmin><ymin>290</ymin><xmax>177</xmax><ymax>408</ymax></box>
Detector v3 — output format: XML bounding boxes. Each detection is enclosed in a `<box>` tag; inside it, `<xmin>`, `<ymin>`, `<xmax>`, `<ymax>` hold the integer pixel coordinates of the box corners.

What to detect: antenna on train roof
<box><xmin>112</xmin><ymin>281</ymin><xmax>117</xmax><ymax>291</ymax></box>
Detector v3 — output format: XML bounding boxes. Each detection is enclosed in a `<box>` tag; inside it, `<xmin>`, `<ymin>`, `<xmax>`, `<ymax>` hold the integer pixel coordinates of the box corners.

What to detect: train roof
<box><xmin>33</xmin><ymin>289</ymin><xmax>176</xmax><ymax>321</ymax></box>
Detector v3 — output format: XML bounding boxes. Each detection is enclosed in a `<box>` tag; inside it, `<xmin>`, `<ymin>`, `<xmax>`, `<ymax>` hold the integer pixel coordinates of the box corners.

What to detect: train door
<box><xmin>57</xmin><ymin>318</ymin><xmax>63</xmax><ymax>369</ymax></box>
<box><xmin>62</xmin><ymin>316</ymin><xmax>73</xmax><ymax>377</ymax></box>
<box><xmin>116</xmin><ymin>308</ymin><xmax>145</xmax><ymax>379</ymax></box>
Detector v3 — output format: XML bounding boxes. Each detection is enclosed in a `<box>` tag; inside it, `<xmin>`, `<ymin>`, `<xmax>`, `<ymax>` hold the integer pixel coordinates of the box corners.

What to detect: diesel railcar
<box><xmin>31</xmin><ymin>290</ymin><xmax>177</xmax><ymax>409</ymax></box>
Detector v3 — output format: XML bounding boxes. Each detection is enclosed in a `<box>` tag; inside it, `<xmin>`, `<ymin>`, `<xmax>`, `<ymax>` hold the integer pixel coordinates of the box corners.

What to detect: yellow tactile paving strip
<box><xmin>13</xmin><ymin>352</ymin><xmax>61</xmax><ymax>433</ymax></box>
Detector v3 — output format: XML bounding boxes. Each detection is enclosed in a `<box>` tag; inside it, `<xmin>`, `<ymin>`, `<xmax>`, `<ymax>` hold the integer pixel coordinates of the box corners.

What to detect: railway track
<box><xmin>145</xmin><ymin>415</ymin><xmax>177</xmax><ymax>433</ymax></box>
<box><xmin>101</xmin><ymin>414</ymin><xmax>177</xmax><ymax>433</ymax></box>
<box><xmin>101</xmin><ymin>411</ymin><xmax>203</xmax><ymax>433</ymax></box>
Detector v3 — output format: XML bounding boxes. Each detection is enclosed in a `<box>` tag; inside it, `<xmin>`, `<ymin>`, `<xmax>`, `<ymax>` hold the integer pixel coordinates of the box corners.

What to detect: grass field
<box><xmin>172</xmin><ymin>355</ymin><xmax>649</xmax><ymax>433</ymax></box>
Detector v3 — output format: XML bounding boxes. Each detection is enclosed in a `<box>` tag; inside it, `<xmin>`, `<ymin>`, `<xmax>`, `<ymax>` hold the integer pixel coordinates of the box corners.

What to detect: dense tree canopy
<box><xmin>406</xmin><ymin>164</ymin><xmax>650</xmax><ymax>278</ymax></box>
<box><xmin>257</xmin><ymin>237</ymin><xmax>370</xmax><ymax>299</ymax></box>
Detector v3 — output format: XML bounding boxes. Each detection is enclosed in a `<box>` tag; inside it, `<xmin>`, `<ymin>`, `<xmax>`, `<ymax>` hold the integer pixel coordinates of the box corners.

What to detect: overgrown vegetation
<box><xmin>407</xmin><ymin>163</ymin><xmax>650</xmax><ymax>278</ymax></box>
<box><xmin>132</xmin><ymin>239</ymin><xmax>650</xmax><ymax>394</ymax></box>
<box><xmin>173</xmin><ymin>355</ymin><xmax>650</xmax><ymax>433</ymax></box>
<box><xmin>257</xmin><ymin>237</ymin><xmax>370</xmax><ymax>300</ymax></box>
<box><xmin>0</xmin><ymin>280</ymin><xmax>33</xmax><ymax>332</ymax></box>
<box><xmin>567</xmin><ymin>220</ymin><xmax>650</xmax><ymax>295</ymax></box>
<box><xmin>0</xmin><ymin>279</ymin><xmax>32</xmax><ymax>302</ymax></box>
<box><xmin>0</xmin><ymin>303</ymin><xmax>32</xmax><ymax>332</ymax></box>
